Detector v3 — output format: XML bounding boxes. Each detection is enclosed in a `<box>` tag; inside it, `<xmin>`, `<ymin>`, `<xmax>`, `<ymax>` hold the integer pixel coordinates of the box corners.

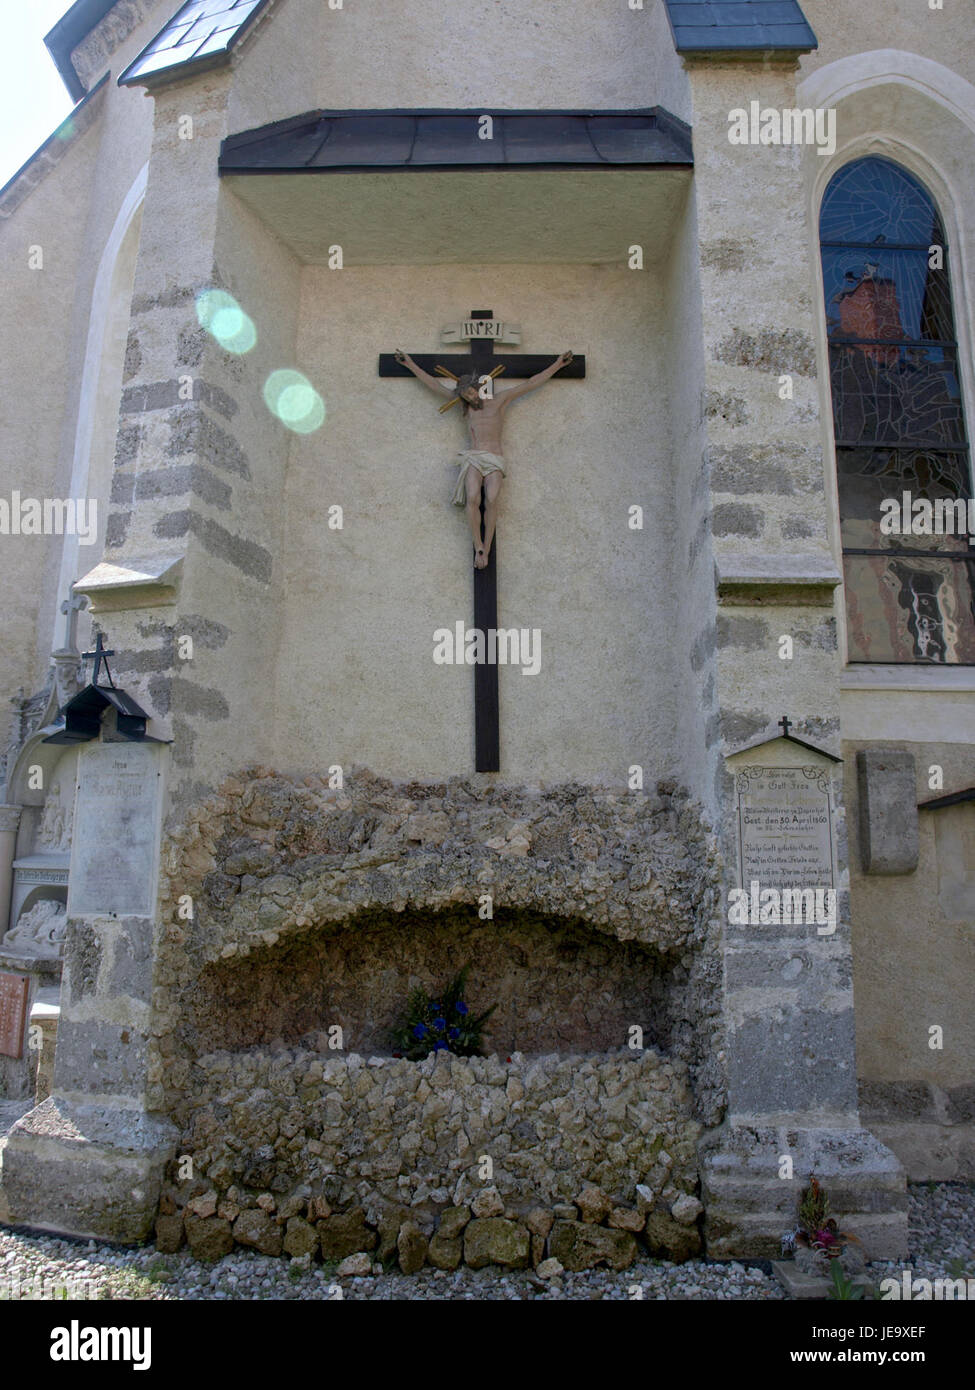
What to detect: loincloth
<box><xmin>452</xmin><ymin>451</ymin><xmax>506</xmax><ymax>506</ymax></box>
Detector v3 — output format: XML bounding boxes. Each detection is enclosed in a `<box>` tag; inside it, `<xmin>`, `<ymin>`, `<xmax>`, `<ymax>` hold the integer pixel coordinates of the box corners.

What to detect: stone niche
<box><xmin>155</xmin><ymin>769</ymin><xmax>723</xmax><ymax>1263</ymax></box>
<box><xmin>184</xmin><ymin>906</ymin><xmax>682</xmax><ymax>1057</ymax></box>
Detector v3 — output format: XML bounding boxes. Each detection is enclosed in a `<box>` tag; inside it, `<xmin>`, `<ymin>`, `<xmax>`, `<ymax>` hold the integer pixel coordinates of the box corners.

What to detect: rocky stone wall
<box><xmin>154</xmin><ymin>769</ymin><xmax>726</xmax><ymax>1124</ymax></box>
<box><xmin>159</xmin><ymin>1046</ymin><xmax>704</xmax><ymax>1269</ymax></box>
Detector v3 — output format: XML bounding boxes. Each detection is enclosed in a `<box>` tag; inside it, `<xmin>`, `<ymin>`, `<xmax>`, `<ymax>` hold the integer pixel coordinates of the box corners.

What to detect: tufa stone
<box><xmin>397</xmin><ymin>1220</ymin><xmax>429</xmax><ymax>1274</ymax></box>
<box><xmin>643</xmin><ymin>1210</ymin><xmax>702</xmax><ymax>1263</ymax></box>
<box><xmin>575</xmin><ymin>1186</ymin><xmax>612</xmax><ymax>1224</ymax></box>
<box><xmin>154</xmin><ymin>1212</ymin><xmax>184</xmax><ymax>1253</ymax></box>
<box><xmin>549</xmin><ymin>1220</ymin><xmax>637</xmax><ymax>1272</ymax></box>
<box><xmin>471</xmin><ymin>1186</ymin><xmax>505</xmax><ymax>1218</ymax></box>
<box><xmin>609</xmin><ymin>1206</ymin><xmax>645</xmax><ymax>1232</ymax></box>
<box><xmin>233</xmin><ymin>1208</ymin><xmax>283</xmax><ymax>1257</ymax></box>
<box><xmin>184</xmin><ymin>1214</ymin><xmax>234</xmax><ymax>1262</ymax></box>
<box><xmin>427</xmin><ymin>1232</ymin><xmax>463</xmax><ymax>1270</ymax></box>
<box><xmin>437</xmin><ymin>1205</ymin><xmax>471</xmax><ymax>1240</ymax></box>
<box><xmin>670</xmin><ymin>1193</ymin><xmax>703</xmax><ymax>1226</ymax></box>
<box><xmin>283</xmin><ymin>1216</ymin><xmax>319</xmax><ymax>1258</ymax></box>
<box><xmin>317</xmin><ymin>1207</ymin><xmax>377</xmax><ymax>1260</ymax></box>
<box><xmin>464</xmin><ymin>1218</ymin><xmax>531</xmax><ymax>1270</ymax></box>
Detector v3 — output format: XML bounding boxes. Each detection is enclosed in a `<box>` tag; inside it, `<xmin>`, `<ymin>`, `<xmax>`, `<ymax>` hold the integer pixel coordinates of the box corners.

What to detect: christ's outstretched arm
<box><xmin>394</xmin><ymin>349</ymin><xmax>453</xmax><ymax>395</ymax></box>
<box><xmin>497</xmin><ymin>351</ymin><xmax>573</xmax><ymax>406</ymax></box>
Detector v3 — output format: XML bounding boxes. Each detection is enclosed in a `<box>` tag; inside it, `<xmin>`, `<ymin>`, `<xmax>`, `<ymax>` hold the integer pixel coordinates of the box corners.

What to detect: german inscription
<box><xmin>69</xmin><ymin>743</ymin><xmax>161</xmax><ymax>917</ymax></box>
<box><xmin>736</xmin><ymin>766</ymin><xmax>835</xmax><ymax>889</ymax></box>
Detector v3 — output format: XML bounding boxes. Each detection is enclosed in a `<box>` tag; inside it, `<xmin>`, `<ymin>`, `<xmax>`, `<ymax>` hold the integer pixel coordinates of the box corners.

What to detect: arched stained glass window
<box><xmin>820</xmin><ymin>157</ymin><xmax>975</xmax><ymax>663</ymax></box>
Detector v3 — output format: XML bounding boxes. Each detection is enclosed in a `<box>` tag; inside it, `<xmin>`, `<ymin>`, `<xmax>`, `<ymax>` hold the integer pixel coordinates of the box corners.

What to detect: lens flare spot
<box><xmin>263</xmin><ymin>369</ymin><xmax>326</xmax><ymax>434</ymax></box>
<box><xmin>195</xmin><ymin>289</ymin><xmax>257</xmax><ymax>354</ymax></box>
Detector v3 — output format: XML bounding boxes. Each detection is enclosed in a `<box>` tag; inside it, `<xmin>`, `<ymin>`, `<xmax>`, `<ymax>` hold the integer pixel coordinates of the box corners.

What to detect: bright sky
<box><xmin>0</xmin><ymin>1</ymin><xmax>77</xmax><ymax>189</ymax></box>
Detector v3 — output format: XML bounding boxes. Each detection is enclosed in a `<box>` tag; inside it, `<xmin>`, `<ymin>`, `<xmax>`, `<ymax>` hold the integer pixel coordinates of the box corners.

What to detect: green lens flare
<box><xmin>195</xmin><ymin>289</ymin><xmax>257</xmax><ymax>354</ymax></box>
<box><xmin>263</xmin><ymin>369</ymin><xmax>326</xmax><ymax>434</ymax></box>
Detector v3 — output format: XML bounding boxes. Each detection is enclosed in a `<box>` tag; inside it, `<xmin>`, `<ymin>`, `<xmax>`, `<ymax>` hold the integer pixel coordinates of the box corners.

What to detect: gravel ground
<box><xmin>1</xmin><ymin>1183</ymin><xmax>972</xmax><ymax>1301</ymax></box>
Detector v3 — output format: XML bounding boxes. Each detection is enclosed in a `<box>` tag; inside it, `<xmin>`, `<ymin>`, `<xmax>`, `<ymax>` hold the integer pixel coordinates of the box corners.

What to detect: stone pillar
<box><xmin>1</xmin><ymin>59</ymin><xmax>296</xmax><ymax>1241</ymax></box>
<box><xmin>0</xmin><ymin>742</ymin><xmax>177</xmax><ymax>1240</ymax></box>
<box><xmin>0</xmin><ymin>806</ymin><xmax>22</xmax><ymax>940</ymax></box>
<box><xmin>683</xmin><ymin>58</ymin><xmax>908</xmax><ymax>1258</ymax></box>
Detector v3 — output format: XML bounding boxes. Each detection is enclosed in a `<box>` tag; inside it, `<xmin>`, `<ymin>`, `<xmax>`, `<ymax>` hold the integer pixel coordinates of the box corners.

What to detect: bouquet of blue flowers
<box><xmin>390</xmin><ymin>965</ymin><xmax>496</xmax><ymax>1060</ymax></box>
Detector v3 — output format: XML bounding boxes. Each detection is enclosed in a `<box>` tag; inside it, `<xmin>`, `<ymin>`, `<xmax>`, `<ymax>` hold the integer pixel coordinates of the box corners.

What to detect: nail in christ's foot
<box><xmin>474</xmin><ymin>546</ymin><xmax>489</xmax><ymax>569</ymax></box>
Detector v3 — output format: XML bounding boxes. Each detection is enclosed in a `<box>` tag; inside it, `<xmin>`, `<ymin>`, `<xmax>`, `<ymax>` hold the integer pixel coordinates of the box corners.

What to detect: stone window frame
<box><xmin>817</xmin><ymin>153</ymin><xmax>974</xmax><ymax>666</ymax></box>
<box><xmin>807</xmin><ymin>124</ymin><xmax>975</xmax><ymax>686</ymax></box>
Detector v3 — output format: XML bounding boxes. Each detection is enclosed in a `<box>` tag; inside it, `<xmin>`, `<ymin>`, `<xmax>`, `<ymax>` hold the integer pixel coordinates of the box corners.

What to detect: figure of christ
<box><xmin>395</xmin><ymin>348</ymin><xmax>574</xmax><ymax>568</ymax></box>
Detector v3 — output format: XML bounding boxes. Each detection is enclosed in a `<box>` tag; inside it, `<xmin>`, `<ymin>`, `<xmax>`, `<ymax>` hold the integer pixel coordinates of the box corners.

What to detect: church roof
<box><xmin>220</xmin><ymin>109</ymin><xmax>693</xmax><ymax>173</ymax></box>
<box><xmin>662</xmin><ymin>0</ymin><xmax>817</xmax><ymax>55</ymax></box>
<box><xmin>118</xmin><ymin>0</ymin><xmax>271</xmax><ymax>88</ymax></box>
<box><xmin>44</xmin><ymin>0</ymin><xmax>117</xmax><ymax>100</ymax></box>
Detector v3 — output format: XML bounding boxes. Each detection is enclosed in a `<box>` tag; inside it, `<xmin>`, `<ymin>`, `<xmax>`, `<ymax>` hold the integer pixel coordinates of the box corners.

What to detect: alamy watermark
<box><xmin>880</xmin><ymin>492</ymin><xmax>975</xmax><ymax>538</ymax></box>
<box><xmin>880</xmin><ymin>1268</ymin><xmax>975</xmax><ymax>1300</ymax></box>
<box><xmin>728</xmin><ymin>102</ymin><xmax>837</xmax><ymax>157</ymax></box>
<box><xmin>433</xmin><ymin>623</ymin><xmax>541</xmax><ymax>675</ymax></box>
<box><xmin>728</xmin><ymin>880</ymin><xmax>837</xmax><ymax>935</ymax></box>
<box><xmin>0</xmin><ymin>493</ymin><xmax>97</xmax><ymax>544</ymax></box>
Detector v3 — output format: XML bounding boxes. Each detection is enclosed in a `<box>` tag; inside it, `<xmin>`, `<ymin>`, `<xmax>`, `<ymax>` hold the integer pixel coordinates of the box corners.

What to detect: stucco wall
<box><xmin>270</xmin><ymin>259</ymin><xmax>682</xmax><ymax>783</ymax></box>
<box><xmin>227</xmin><ymin>0</ymin><xmax>692</xmax><ymax>137</ymax></box>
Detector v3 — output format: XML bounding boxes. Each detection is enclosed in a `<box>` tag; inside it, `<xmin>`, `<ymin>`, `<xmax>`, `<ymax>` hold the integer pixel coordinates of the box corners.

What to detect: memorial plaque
<box><xmin>0</xmin><ymin>972</ymin><xmax>29</xmax><ymax>1058</ymax></box>
<box><xmin>736</xmin><ymin>765</ymin><xmax>836</xmax><ymax>889</ymax></box>
<box><xmin>68</xmin><ymin>743</ymin><xmax>161</xmax><ymax>917</ymax></box>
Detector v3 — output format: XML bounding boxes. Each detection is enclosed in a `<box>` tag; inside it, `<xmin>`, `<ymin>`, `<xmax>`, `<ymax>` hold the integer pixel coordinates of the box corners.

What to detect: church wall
<box><xmin>799</xmin><ymin>0</ymin><xmax>975</xmax><ymax>89</ymax></box>
<box><xmin>226</xmin><ymin>0</ymin><xmax>692</xmax><ymax>139</ymax></box>
<box><xmin>0</xmin><ymin>108</ymin><xmax>105</xmax><ymax>711</ymax></box>
<box><xmin>269</xmin><ymin>260</ymin><xmax>680</xmax><ymax>783</ymax></box>
<box><xmin>843</xmin><ymin>742</ymin><xmax>975</xmax><ymax>1179</ymax></box>
<box><xmin>0</xmin><ymin>2</ymin><xmax>172</xmax><ymax>712</ymax></box>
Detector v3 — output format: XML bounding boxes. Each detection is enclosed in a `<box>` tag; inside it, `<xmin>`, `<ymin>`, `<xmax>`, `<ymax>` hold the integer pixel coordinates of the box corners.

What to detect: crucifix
<box><xmin>379</xmin><ymin>310</ymin><xmax>585</xmax><ymax>772</ymax></box>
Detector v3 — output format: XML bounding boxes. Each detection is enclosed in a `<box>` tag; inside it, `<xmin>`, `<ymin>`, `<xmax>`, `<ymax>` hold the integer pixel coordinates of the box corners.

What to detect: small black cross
<box><xmin>83</xmin><ymin>632</ymin><xmax>116</xmax><ymax>688</ymax></box>
<box><xmin>779</xmin><ymin>716</ymin><xmax>792</xmax><ymax>738</ymax></box>
<box><xmin>380</xmin><ymin>311</ymin><xmax>585</xmax><ymax>773</ymax></box>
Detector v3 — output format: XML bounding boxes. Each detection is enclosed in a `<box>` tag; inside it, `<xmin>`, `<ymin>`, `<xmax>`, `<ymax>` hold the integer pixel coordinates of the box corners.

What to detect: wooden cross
<box><xmin>83</xmin><ymin>632</ymin><xmax>116</xmax><ymax>688</ymax></box>
<box><xmin>779</xmin><ymin>716</ymin><xmax>792</xmax><ymax>738</ymax></box>
<box><xmin>380</xmin><ymin>311</ymin><xmax>585</xmax><ymax>772</ymax></box>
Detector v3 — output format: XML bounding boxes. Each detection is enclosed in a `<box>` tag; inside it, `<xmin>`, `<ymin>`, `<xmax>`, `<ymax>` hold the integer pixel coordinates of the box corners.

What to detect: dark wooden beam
<box><xmin>378</xmin><ymin>353</ymin><xmax>585</xmax><ymax>378</ymax></box>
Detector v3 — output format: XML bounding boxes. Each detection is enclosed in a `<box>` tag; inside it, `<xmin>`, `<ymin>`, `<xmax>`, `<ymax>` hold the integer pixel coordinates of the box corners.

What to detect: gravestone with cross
<box><xmin>379</xmin><ymin>310</ymin><xmax>585</xmax><ymax>771</ymax></box>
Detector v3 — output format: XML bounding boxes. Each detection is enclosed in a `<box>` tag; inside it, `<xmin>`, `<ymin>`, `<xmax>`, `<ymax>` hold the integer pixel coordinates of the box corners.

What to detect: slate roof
<box><xmin>118</xmin><ymin>0</ymin><xmax>272</xmax><ymax>87</ymax></box>
<box><xmin>662</xmin><ymin>0</ymin><xmax>817</xmax><ymax>54</ymax></box>
<box><xmin>219</xmin><ymin>109</ymin><xmax>693</xmax><ymax>173</ymax></box>
<box><xmin>45</xmin><ymin>0</ymin><xmax>118</xmax><ymax>100</ymax></box>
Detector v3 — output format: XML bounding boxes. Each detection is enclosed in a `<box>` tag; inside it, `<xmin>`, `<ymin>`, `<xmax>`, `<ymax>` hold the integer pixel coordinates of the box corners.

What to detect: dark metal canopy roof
<box><xmin>44</xmin><ymin>0</ymin><xmax>118</xmax><ymax>100</ymax></box>
<box><xmin>662</xmin><ymin>0</ymin><xmax>817</xmax><ymax>55</ymax></box>
<box><xmin>919</xmin><ymin>786</ymin><xmax>975</xmax><ymax>811</ymax></box>
<box><xmin>220</xmin><ymin>108</ymin><xmax>693</xmax><ymax>174</ymax></box>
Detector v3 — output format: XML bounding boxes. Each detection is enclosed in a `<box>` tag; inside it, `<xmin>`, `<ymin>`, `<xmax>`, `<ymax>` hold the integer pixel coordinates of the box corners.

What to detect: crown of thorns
<box><xmin>435</xmin><ymin>363</ymin><xmax>506</xmax><ymax>413</ymax></box>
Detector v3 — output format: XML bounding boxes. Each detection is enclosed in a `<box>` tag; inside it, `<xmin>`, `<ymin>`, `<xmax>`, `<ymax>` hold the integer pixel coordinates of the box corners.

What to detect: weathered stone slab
<box><xmin>856</xmin><ymin>749</ymin><xmax>919</xmax><ymax>875</ymax></box>
<box><xmin>773</xmin><ymin>1260</ymin><xmax>874</xmax><ymax>1301</ymax></box>
<box><xmin>69</xmin><ymin>743</ymin><xmax>163</xmax><ymax>917</ymax></box>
